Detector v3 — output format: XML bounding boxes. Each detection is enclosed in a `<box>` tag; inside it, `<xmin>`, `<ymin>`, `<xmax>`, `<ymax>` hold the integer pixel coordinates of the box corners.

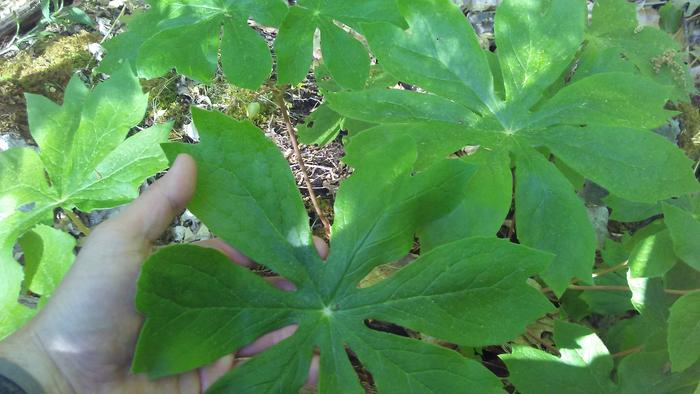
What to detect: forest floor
<box><xmin>0</xmin><ymin>0</ymin><xmax>699</xmax><ymax>244</ymax></box>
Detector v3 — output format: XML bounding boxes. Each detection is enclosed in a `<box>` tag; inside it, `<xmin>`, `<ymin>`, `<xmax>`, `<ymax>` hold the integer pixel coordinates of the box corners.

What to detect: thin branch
<box><xmin>592</xmin><ymin>261</ymin><xmax>628</xmax><ymax>277</ymax></box>
<box><xmin>274</xmin><ymin>90</ymin><xmax>332</xmax><ymax>237</ymax></box>
<box><xmin>665</xmin><ymin>288</ymin><xmax>699</xmax><ymax>295</ymax></box>
<box><xmin>568</xmin><ymin>284</ymin><xmax>631</xmax><ymax>292</ymax></box>
<box><xmin>612</xmin><ymin>345</ymin><xmax>644</xmax><ymax>359</ymax></box>
<box><xmin>100</xmin><ymin>5</ymin><xmax>126</xmax><ymax>44</ymax></box>
<box><xmin>64</xmin><ymin>209</ymin><xmax>90</xmax><ymax>236</ymax></box>
<box><xmin>542</xmin><ymin>284</ymin><xmax>700</xmax><ymax>296</ymax></box>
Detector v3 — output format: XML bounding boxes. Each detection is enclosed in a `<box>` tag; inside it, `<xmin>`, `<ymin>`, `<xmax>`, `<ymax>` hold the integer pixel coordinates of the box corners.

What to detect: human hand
<box><xmin>0</xmin><ymin>154</ymin><xmax>323</xmax><ymax>393</ymax></box>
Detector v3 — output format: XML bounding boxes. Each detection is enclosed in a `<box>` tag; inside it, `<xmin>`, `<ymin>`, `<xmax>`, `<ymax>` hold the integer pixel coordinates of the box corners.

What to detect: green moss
<box><xmin>141</xmin><ymin>72</ymin><xmax>189</xmax><ymax>137</ymax></box>
<box><xmin>0</xmin><ymin>31</ymin><xmax>99</xmax><ymax>137</ymax></box>
<box><xmin>209</xmin><ymin>76</ymin><xmax>275</xmax><ymax>125</ymax></box>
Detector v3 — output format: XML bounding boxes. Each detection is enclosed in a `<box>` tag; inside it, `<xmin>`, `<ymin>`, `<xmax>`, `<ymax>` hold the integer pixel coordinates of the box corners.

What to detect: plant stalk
<box><xmin>612</xmin><ymin>345</ymin><xmax>644</xmax><ymax>358</ymax></box>
<box><xmin>274</xmin><ymin>90</ymin><xmax>332</xmax><ymax>237</ymax></box>
<box><xmin>64</xmin><ymin>209</ymin><xmax>91</xmax><ymax>236</ymax></box>
<box><xmin>543</xmin><ymin>284</ymin><xmax>700</xmax><ymax>296</ymax></box>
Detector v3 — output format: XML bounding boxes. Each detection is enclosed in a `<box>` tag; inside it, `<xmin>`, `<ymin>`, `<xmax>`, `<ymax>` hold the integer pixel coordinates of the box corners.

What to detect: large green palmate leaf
<box><xmin>275</xmin><ymin>0</ymin><xmax>404</xmax><ymax>90</ymax></box>
<box><xmin>0</xmin><ymin>65</ymin><xmax>169</xmax><ymax>339</ymax></box>
<box><xmin>327</xmin><ymin>0</ymin><xmax>699</xmax><ymax>295</ymax></box>
<box><xmin>132</xmin><ymin>108</ymin><xmax>555</xmax><ymax>392</ymax></box>
<box><xmin>99</xmin><ymin>0</ymin><xmax>404</xmax><ymax>91</ymax></box>
<box><xmin>99</xmin><ymin>0</ymin><xmax>288</xmax><ymax>89</ymax></box>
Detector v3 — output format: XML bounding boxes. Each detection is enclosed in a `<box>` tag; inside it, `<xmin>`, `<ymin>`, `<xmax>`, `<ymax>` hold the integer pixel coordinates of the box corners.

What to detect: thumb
<box><xmin>102</xmin><ymin>153</ymin><xmax>197</xmax><ymax>243</ymax></box>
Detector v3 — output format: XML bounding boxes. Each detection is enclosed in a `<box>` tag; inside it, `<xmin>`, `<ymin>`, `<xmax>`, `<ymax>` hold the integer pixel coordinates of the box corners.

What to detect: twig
<box><xmin>568</xmin><ymin>284</ymin><xmax>631</xmax><ymax>292</ymax></box>
<box><xmin>592</xmin><ymin>261</ymin><xmax>628</xmax><ymax>277</ymax></box>
<box><xmin>612</xmin><ymin>345</ymin><xmax>644</xmax><ymax>358</ymax></box>
<box><xmin>64</xmin><ymin>209</ymin><xmax>91</xmax><ymax>236</ymax></box>
<box><xmin>100</xmin><ymin>5</ymin><xmax>126</xmax><ymax>44</ymax></box>
<box><xmin>541</xmin><ymin>284</ymin><xmax>700</xmax><ymax>296</ymax></box>
<box><xmin>274</xmin><ymin>90</ymin><xmax>332</xmax><ymax>237</ymax></box>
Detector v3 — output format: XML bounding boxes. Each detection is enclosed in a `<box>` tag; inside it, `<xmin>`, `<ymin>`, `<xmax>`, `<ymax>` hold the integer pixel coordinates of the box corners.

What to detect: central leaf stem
<box><xmin>275</xmin><ymin>89</ymin><xmax>332</xmax><ymax>237</ymax></box>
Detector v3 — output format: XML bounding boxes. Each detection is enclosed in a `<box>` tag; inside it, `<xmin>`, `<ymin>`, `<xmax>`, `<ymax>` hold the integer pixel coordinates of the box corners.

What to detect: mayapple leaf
<box><xmin>100</xmin><ymin>0</ymin><xmax>288</xmax><ymax>89</ymax></box>
<box><xmin>132</xmin><ymin>109</ymin><xmax>555</xmax><ymax>392</ymax></box>
<box><xmin>275</xmin><ymin>0</ymin><xmax>404</xmax><ymax>89</ymax></box>
<box><xmin>668</xmin><ymin>291</ymin><xmax>700</xmax><ymax>372</ymax></box>
<box><xmin>1</xmin><ymin>224</ymin><xmax>77</xmax><ymax>335</ymax></box>
<box><xmin>297</xmin><ymin>103</ymin><xmax>344</xmax><ymax>145</ymax></box>
<box><xmin>514</xmin><ymin>147</ymin><xmax>596</xmax><ymax>296</ymax></box>
<box><xmin>581</xmin><ymin>0</ymin><xmax>692</xmax><ymax>101</ymax></box>
<box><xmin>19</xmin><ymin>224</ymin><xmax>76</xmax><ymax>298</ymax></box>
<box><xmin>618</xmin><ymin>350</ymin><xmax>700</xmax><ymax>394</ymax></box>
<box><xmin>527</xmin><ymin>125</ymin><xmax>698</xmax><ymax>203</ymax></box>
<box><xmin>418</xmin><ymin>148</ymin><xmax>513</xmax><ymax>252</ymax></box>
<box><xmin>358</xmin><ymin>0</ymin><xmax>496</xmax><ymax>112</ymax></box>
<box><xmin>495</xmin><ymin>0</ymin><xmax>586</xmax><ymax>109</ymax></box>
<box><xmin>662</xmin><ymin>203</ymin><xmax>700</xmax><ymax>271</ymax></box>
<box><xmin>330</xmin><ymin>0</ymin><xmax>698</xmax><ymax>295</ymax></box>
<box><xmin>501</xmin><ymin>321</ymin><xmax>618</xmax><ymax>394</ymax></box>
<box><xmin>0</xmin><ymin>64</ymin><xmax>169</xmax><ymax>339</ymax></box>
<box><xmin>628</xmin><ymin>228</ymin><xmax>679</xmax><ymax>278</ymax></box>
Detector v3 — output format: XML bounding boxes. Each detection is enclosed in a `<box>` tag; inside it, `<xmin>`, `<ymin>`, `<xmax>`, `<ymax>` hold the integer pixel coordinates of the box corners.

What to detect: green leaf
<box><xmin>163</xmin><ymin>108</ymin><xmax>315</xmax><ymax>285</ymax></box>
<box><xmin>629</xmin><ymin>228</ymin><xmax>679</xmax><ymax>278</ymax></box>
<box><xmin>343</xmin><ymin>327</ymin><xmax>503</xmax><ymax>394</ymax></box>
<box><xmin>0</xmin><ymin>65</ymin><xmax>168</xmax><ymax>339</ymax></box>
<box><xmin>0</xmin><ymin>148</ymin><xmax>55</xmax><ymax>339</ymax></box>
<box><xmin>618</xmin><ymin>350</ymin><xmax>700</xmax><ymax>394</ymax></box>
<box><xmin>133</xmin><ymin>109</ymin><xmax>555</xmax><ymax>391</ymax></box>
<box><xmin>138</xmin><ymin>17</ymin><xmax>220</xmax><ymax>83</ymax></box>
<box><xmin>343</xmin><ymin>120</ymin><xmax>506</xmax><ymax>173</ymax></box>
<box><xmin>668</xmin><ymin>292</ymin><xmax>700</xmax><ymax>372</ymax></box>
<box><xmin>274</xmin><ymin>5</ymin><xmax>316</xmax><ymax>85</ymax></box>
<box><xmin>663</xmin><ymin>203</ymin><xmax>700</xmax><ymax>271</ymax></box>
<box><xmin>579</xmin><ymin>270</ymin><xmax>633</xmax><ymax>315</ymax></box>
<box><xmin>529</xmin><ymin>73</ymin><xmax>675</xmax><ymax>130</ymax></box>
<box><xmin>341</xmin><ymin>237</ymin><xmax>554</xmax><ymax>346</ymax></box>
<box><xmin>102</xmin><ymin>1</ymin><xmax>287</xmax><ymax>88</ymax></box>
<box><xmin>583</xmin><ymin>0</ymin><xmax>691</xmax><ymax>101</ymax></box>
<box><xmin>132</xmin><ymin>244</ymin><xmax>300</xmax><ymax>376</ymax></box>
<box><xmin>515</xmin><ymin>148</ymin><xmax>596</xmax><ymax>295</ymax></box>
<box><xmin>19</xmin><ymin>225</ymin><xmax>76</xmax><ymax>297</ymax></box>
<box><xmin>604</xmin><ymin>194</ymin><xmax>661</xmax><ymax>222</ymax></box>
<box><xmin>220</xmin><ymin>19</ymin><xmax>274</xmax><ymax>90</ymax></box>
<box><xmin>660</xmin><ymin>2</ymin><xmax>683</xmax><ymax>33</ymax></box>
<box><xmin>327</xmin><ymin>88</ymin><xmax>478</xmax><ymax>125</ymax></box>
<box><xmin>495</xmin><ymin>0</ymin><xmax>586</xmax><ymax>108</ymax></box>
<box><xmin>318</xmin><ymin>19</ymin><xmax>369</xmax><ymax>91</ymax></box>
<box><xmin>627</xmin><ymin>274</ymin><xmax>669</xmax><ymax>325</ymax></box>
<box><xmin>298</xmin><ymin>103</ymin><xmax>344</xmax><ymax>145</ymax></box>
<box><xmin>275</xmin><ymin>0</ymin><xmax>403</xmax><ymax>89</ymax></box>
<box><xmin>531</xmin><ymin>125</ymin><xmax>699</xmax><ymax>203</ymax></box>
<box><xmin>501</xmin><ymin>321</ymin><xmax>618</xmax><ymax>394</ymax></box>
<box><xmin>362</xmin><ymin>0</ymin><xmax>496</xmax><ymax>111</ymax></box>
<box><xmin>328</xmin><ymin>0</ymin><xmax>694</xmax><ymax>296</ymax></box>
<box><xmin>418</xmin><ymin>149</ymin><xmax>512</xmax><ymax>252</ymax></box>
<box><xmin>62</xmin><ymin>6</ymin><xmax>94</xmax><ymax>26</ymax></box>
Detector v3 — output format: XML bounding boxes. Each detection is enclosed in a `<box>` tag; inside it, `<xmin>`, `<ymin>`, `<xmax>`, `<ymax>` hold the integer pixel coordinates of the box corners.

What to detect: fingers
<box><xmin>237</xmin><ymin>325</ymin><xmax>298</xmax><ymax>357</ymax></box>
<box><xmin>313</xmin><ymin>236</ymin><xmax>329</xmax><ymax>260</ymax></box>
<box><xmin>102</xmin><ymin>154</ymin><xmax>197</xmax><ymax>243</ymax></box>
<box><xmin>198</xmin><ymin>355</ymin><xmax>235</xmax><ymax>392</ymax></box>
<box><xmin>194</xmin><ymin>239</ymin><xmax>253</xmax><ymax>267</ymax></box>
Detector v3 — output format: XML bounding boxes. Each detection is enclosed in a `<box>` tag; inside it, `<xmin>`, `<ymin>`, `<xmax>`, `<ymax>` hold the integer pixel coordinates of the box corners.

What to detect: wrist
<box><xmin>0</xmin><ymin>326</ymin><xmax>74</xmax><ymax>394</ymax></box>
